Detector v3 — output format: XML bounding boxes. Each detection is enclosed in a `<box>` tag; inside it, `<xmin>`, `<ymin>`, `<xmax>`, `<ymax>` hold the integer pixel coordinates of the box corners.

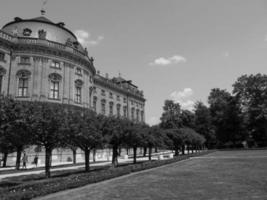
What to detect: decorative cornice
<box><xmin>94</xmin><ymin>76</ymin><xmax>145</xmax><ymax>102</ymax></box>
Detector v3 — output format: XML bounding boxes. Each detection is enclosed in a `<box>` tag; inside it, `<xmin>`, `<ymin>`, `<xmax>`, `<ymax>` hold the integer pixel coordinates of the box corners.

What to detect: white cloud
<box><xmin>170</xmin><ymin>88</ymin><xmax>195</xmax><ymax>111</ymax></box>
<box><xmin>74</xmin><ymin>30</ymin><xmax>104</xmax><ymax>47</ymax></box>
<box><xmin>147</xmin><ymin>116</ymin><xmax>160</xmax><ymax>126</ymax></box>
<box><xmin>150</xmin><ymin>55</ymin><xmax>186</xmax><ymax>66</ymax></box>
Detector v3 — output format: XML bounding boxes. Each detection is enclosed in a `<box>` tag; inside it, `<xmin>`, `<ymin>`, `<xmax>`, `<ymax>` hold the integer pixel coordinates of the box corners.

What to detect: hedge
<box><xmin>0</xmin><ymin>151</ymin><xmax>214</xmax><ymax>200</ymax></box>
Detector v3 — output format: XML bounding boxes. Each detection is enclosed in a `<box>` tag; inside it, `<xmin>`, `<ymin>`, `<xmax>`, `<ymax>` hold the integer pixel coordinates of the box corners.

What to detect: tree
<box><xmin>233</xmin><ymin>74</ymin><xmax>267</xmax><ymax>147</ymax></box>
<box><xmin>160</xmin><ymin>100</ymin><xmax>182</xmax><ymax>129</ymax></box>
<box><xmin>180</xmin><ymin>110</ymin><xmax>195</xmax><ymax>128</ymax></box>
<box><xmin>101</xmin><ymin>116</ymin><xmax>127</xmax><ymax>167</ymax></box>
<box><xmin>194</xmin><ymin>101</ymin><xmax>216</xmax><ymax>148</ymax></box>
<box><xmin>164</xmin><ymin>129</ymin><xmax>183</xmax><ymax>156</ymax></box>
<box><xmin>65</xmin><ymin>109</ymin><xmax>102</xmax><ymax>172</ymax></box>
<box><xmin>0</xmin><ymin>97</ymin><xmax>33</xmax><ymax>170</ymax></box>
<box><xmin>30</xmin><ymin>102</ymin><xmax>65</xmax><ymax>178</ymax></box>
<box><xmin>208</xmin><ymin>88</ymin><xmax>245</xmax><ymax>147</ymax></box>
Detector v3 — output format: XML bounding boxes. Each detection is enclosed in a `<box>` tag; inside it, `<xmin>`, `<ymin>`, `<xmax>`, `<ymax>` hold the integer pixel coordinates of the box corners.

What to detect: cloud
<box><xmin>170</xmin><ymin>88</ymin><xmax>195</xmax><ymax>111</ymax></box>
<box><xmin>147</xmin><ymin>116</ymin><xmax>160</xmax><ymax>126</ymax></box>
<box><xmin>149</xmin><ymin>55</ymin><xmax>186</xmax><ymax>66</ymax></box>
<box><xmin>74</xmin><ymin>30</ymin><xmax>104</xmax><ymax>47</ymax></box>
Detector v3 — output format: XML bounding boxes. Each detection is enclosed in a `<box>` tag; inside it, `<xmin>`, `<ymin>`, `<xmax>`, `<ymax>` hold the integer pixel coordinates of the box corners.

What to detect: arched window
<box><xmin>48</xmin><ymin>73</ymin><xmax>62</xmax><ymax>99</ymax></box>
<box><xmin>0</xmin><ymin>66</ymin><xmax>6</xmax><ymax>94</ymax></box>
<box><xmin>16</xmin><ymin>70</ymin><xmax>31</xmax><ymax>97</ymax></box>
<box><xmin>74</xmin><ymin>79</ymin><xmax>83</xmax><ymax>104</ymax></box>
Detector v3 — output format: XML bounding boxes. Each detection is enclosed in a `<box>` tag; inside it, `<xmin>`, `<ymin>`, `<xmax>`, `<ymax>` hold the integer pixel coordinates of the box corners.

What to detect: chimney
<box><xmin>105</xmin><ymin>73</ymin><xmax>109</xmax><ymax>79</ymax></box>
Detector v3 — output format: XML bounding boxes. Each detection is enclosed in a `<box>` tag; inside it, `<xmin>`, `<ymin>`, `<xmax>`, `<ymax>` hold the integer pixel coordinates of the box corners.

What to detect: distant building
<box><xmin>0</xmin><ymin>14</ymin><xmax>145</xmax><ymax>122</ymax></box>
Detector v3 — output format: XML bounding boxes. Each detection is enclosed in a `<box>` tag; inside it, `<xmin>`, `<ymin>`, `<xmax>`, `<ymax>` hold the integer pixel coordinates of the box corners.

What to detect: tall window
<box><xmin>109</xmin><ymin>102</ymin><xmax>114</xmax><ymax>116</ymax></box>
<box><xmin>117</xmin><ymin>104</ymin><xmax>121</xmax><ymax>117</ymax></box>
<box><xmin>93</xmin><ymin>96</ymin><xmax>97</xmax><ymax>112</ymax></box>
<box><xmin>74</xmin><ymin>79</ymin><xmax>83</xmax><ymax>104</ymax></box>
<box><xmin>136</xmin><ymin>109</ymin><xmax>140</xmax><ymax>122</ymax></box>
<box><xmin>0</xmin><ymin>67</ymin><xmax>6</xmax><ymax>94</ymax></box>
<box><xmin>101</xmin><ymin>99</ymin><xmax>106</xmax><ymax>115</ymax></box>
<box><xmin>75</xmin><ymin>86</ymin><xmax>82</xmax><ymax>103</ymax></box>
<box><xmin>131</xmin><ymin>107</ymin><xmax>135</xmax><ymax>120</ymax></box>
<box><xmin>123</xmin><ymin>106</ymin><xmax>127</xmax><ymax>117</ymax></box>
<box><xmin>109</xmin><ymin>92</ymin><xmax>113</xmax><ymax>99</ymax></box>
<box><xmin>48</xmin><ymin>73</ymin><xmax>62</xmax><ymax>100</ymax></box>
<box><xmin>17</xmin><ymin>70</ymin><xmax>30</xmax><ymax>97</ymax></box>
<box><xmin>101</xmin><ymin>89</ymin><xmax>105</xmax><ymax>96</ymax></box>
<box><xmin>0</xmin><ymin>52</ymin><xmax>5</xmax><ymax>61</ymax></box>
<box><xmin>0</xmin><ymin>75</ymin><xmax>2</xmax><ymax>93</ymax></box>
<box><xmin>141</xmin><ymin>111</ymin><xmax>144</xmax><ymax>122</ymax></box>
<box><xmin>50</xmin><ymin>81</ymin><xmax>59</xmax><ymax>99</ymax></box>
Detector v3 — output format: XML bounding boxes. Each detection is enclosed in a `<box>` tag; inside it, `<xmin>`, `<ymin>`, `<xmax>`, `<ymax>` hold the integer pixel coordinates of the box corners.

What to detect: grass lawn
<box><xmin>37</xmin><ymin>150</ymin><xmax>267</xmax><ymax>200</ymax></box>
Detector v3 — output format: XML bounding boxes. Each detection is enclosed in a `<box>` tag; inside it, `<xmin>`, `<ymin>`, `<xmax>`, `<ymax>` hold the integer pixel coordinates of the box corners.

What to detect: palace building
<box><xmin>0</xmin><ymin>13</ymin><xmax>145</xmax><ymax>122</ymax></box>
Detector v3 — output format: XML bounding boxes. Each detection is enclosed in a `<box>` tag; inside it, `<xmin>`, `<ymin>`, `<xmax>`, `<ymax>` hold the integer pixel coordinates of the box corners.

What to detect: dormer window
<box><xmin>51</xmin><ymin>60</ymin><xmax>60</xmax><ymax>69</ymax></box>
<box><xmin>75</xmin><ymin>67</ymin><xmax>82</xmax><ymax>76</ymax></box>
<box><xmin>23</xmin><ymin>28</ymin><xmax>32</xmax><ymax>37</ymax></box>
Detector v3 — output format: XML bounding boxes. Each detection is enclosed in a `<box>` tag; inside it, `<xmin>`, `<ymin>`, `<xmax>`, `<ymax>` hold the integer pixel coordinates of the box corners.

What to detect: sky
<box><xmin>1</xmin><ymin>0</ymin><xmax>267</xmax><ymax>125</ymax></box>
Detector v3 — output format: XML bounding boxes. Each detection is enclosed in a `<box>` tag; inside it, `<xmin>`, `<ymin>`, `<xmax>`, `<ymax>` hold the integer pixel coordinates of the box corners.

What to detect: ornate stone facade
<box><xmin>0</xmin><ymin>15</ymin><xmax>145</xmax><ymax>122</ymax></box>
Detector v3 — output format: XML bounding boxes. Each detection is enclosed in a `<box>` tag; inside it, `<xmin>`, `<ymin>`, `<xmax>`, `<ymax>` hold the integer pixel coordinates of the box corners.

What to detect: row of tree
<box><xmin>159</xmin><ymin>73</ymin><xmax>267</xmax><ymax>148</ymax></box>
<box><xmin>0</xmin><ymin>96</ymin><xmax>205</xmax><ymax>178</ymax></box>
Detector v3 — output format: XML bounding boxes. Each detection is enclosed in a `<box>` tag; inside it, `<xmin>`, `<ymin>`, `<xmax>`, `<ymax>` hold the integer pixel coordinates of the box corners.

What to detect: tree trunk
<box><xmin>181</xmin><ymin>145</ymin><xmax>185</xmax><ymax>155</ymax></box>
<box><xmin>133</xmin><ymin>146</ymin><xmax>137</xmax><ymax>164</ymax></box>
<box><xmin>93</xmin><ymin>149</ymin><xmax>96</xmax><ymax>163</ymax></box>
<box><xmin>45</xmin><ymin>147</ymin><xmax>52</xmax><ymax>178</ymax></box>
<box><xmin>2</xmin><ymin>152</ymin><xmax>8</xmax><ymax>167</ymax></box>
<box><xmin>126</xmin><ymin>148</ymin><xmax>129</xmax><ymax>155</ymax></box>
<box><xmin>148</xmin><ymin>146</ymin><xmax>152</xmax><ymax>161</ymax></box>
<box><xmin>15</xmin><ymin>147</ymin><xmax>22</xmax><ymax>170</ymax></box>
<box><xmin>187</xmin><ymin>145</ymin><xmax>190</xmax><ymax>154</ymax></box>
<box><xmin>84</xmin><ymin>148</ymin><xmax>90</xmax><ymax>172</ymax></box>
<box><xmin>155</xmin><ymin>147</ymin><xmax>158</xmax><ymax>153</ymax></box>
<box><xmin>118</xmin><ymin>147</ymin><xmax>121</xmax><ymax>156</ymax></box>
<box><xmin>112</xmin><ymin>146</ymin><xmax>118</xmax><ymax>167</ymax></box>
<box><xmin>191</xmin><ymin>146</ymin><xmax>194</xmax><ymax>154</ymax></box>
<box><xmin>174</xmin><ymin>147</ymin><xmax>179</xmax><ymax>156</ymax></box>
<box><xmin>143</xmin><ymin>147</ymin><xmax>147</xmax><ymax>157</ymax></box>
<box><xmin>72</xmin><ymin>149</ymin><xmax>76</xmax><ymax>164</ymax></box>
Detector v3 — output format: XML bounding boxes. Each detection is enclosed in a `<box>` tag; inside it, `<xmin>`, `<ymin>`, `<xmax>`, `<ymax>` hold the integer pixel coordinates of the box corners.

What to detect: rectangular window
<box><xmin>123</xmin><ymin>106</ymin><xmax>127</xmax><ymax>117</ymax></box>
<box><xmin>101</xmin><ymin>102</ymin><xmax>105</xmax><ymax>115</ymax></box>
<box><xmin>51</xmin><ymin>61</ymin><xmax>60</xmax><ymax>69</ymax></box>
<box><xmin>123</xmin><ymin>97</ymin><xmax>127</xmax><ymax>103</ymax></box>
<box><xmin>141</xmin><ymin>111</ymin><xmax>144</xmax><ymax>122</ymax></box>
<box><xmin>109</xmin><ymin>92</ymin><xmax>113</xmax><ymax>99</ymax></box>
<box><xmin>136</xmin><ymin>109</ymin><xmax>140</xmax><ymax>122</ymax></box>
<box><xmin>18</xmin><ymin>78</ymin><xmax>28</xmax><ymax>97</ymax></box>
<box><xmin>93</xmin><ymin>99</ymin><xmax>97</xmax><ymax>112</ymax></box>
<box><xmin>101</xmin><ymin>89</ymin><xmax>105</xmax><ymax>96</ymax></box>
<box><xmin>75</xmin><ymin>87</ymin><xmax>82</xmax><ymax>103</ymax></box>
<box><xmin>0</xmin><ymin>52</ymin><xmax>5</xmax><ymax>61</ymax></box>
<box><xmin>50</xmin><ymin>81</ymin><xmax>59</xmax><ymax>99</ymax></box>
<box><xmin>20</xmin><ymin>56</ymin><xmax>30</xmax><ymax>64</ymax></box>
<box><xmin>117</xmin><ymin>104</ymin><xmax>121</xmax><ymax>117</ymax></box>
<box><xmin>109</xmin><ymin>102</ymin><xmax>113</xmax><ymax>116</ymax></box>
<box><xmin>131</xmin><ymin>108</ymin><xmax>135</xmax><ymax>120</ymax></box>
<box><xmin>0</xmin><ymin>75</ymin><xmax>3</xmax><ymax>93</ymax></box>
